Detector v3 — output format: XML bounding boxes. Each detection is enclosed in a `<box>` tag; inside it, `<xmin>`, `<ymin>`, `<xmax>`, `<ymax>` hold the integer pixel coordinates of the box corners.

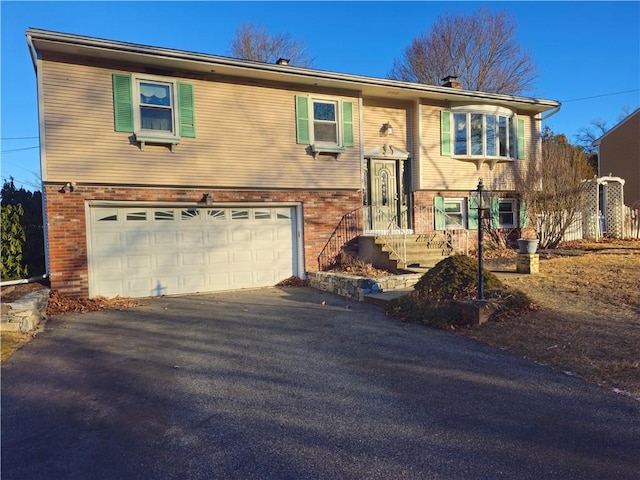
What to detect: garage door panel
<box><xmin>125</xmin><ymin>231</ymin><xmax>150</xmax><ymax>246</ymax></box>
<box><xmin>126</xmin><ymin>255</ymin><xmax>151</xmax><ymax>269</ymax></box>
<box><xmin>155</xmin><ymin>254</ymin><xmax>178</xmax><ymax>268</ymax></box>
<box><xmin>181</xmin><ymin>231</ymin><xmax>204</xmax><ymax>244</ymax></box>
<box><xmin>182</xmin><ymin>252</ymin><xmax>205</xmax><ymax>266</ymax></box>
<box><xmin>182</xmin><ymin>274</ymin><xmax>206</xmax><ymax>290</ymax></box>
<box><xmin>154</xmin><ymin>232</ymin><xmax>178</xmax><ymax>245</ymax></box>
<box><xmin>208</xmin><ymin>251</ymin><xmax>229</xmax><ymax>264</ymax></box>
<box><xmin>93</xmin><ymin>256</ymin><xmax>122</xmax><ymax>271</ymax></box>
<box><xmin>232</xmin><ymin>250</ymin><xmax>252</xmax><ymax>263</ymax></box>
<box><xmin>255</xmin><ymin>249</ymin><xmax>275</xmax><ymax>262</ymax></box>
<box><xmin>127</xmin><ymin>278</ymin><xmax>152</xmax><ymax>294</ymax></box>
<box><xmin>89</xmin><ymin>206</ymin><xmax>297</xmax><ymax>298</ymax></box>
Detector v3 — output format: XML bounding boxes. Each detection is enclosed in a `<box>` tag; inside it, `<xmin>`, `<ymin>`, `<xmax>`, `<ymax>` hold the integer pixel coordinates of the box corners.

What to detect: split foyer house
<box><xmin>27</xmin><ymin>29</ymin><xmax>560</xmax><ymax>299</ymax></box>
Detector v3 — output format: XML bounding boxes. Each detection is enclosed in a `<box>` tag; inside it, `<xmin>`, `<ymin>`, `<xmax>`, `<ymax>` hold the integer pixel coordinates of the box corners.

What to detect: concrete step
<box><xmin>362</xmin><ymin>288</ymin><xmax>413</xmax><ymax>307</ymax></box>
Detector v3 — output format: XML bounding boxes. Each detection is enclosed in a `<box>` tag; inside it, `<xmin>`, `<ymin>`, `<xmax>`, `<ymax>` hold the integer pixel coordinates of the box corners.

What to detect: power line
<box><xmin>1</xmin><ymin>136</ymin><xmax>39</xmax><ymax>140</ymax></box>
<box><xmin>1</xmin><ymin>146</ymin><xmax>39</xmax><ymax>153</ymax></box>
<box><xmin>561</xmin><ymin>89</ymin><xmax>640</xmax><ymax>103</ymax></box>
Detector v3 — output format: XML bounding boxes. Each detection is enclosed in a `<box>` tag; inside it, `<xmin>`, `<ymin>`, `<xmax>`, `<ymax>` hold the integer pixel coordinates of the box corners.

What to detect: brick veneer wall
<box><xmin>44</xmin><ymin>185</ymin><xmax>361</xmax><ymax>297</ymax></box>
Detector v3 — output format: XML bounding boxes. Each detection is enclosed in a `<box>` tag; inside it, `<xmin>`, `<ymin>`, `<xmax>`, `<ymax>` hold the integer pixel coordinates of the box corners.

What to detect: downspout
<box><xmin>539</xmin><ymin>103</ymin><xmax>561</xmax><ymax>122</ymax></box>
<box><xmin>26</xmin><ymin>33</ymin><xmax>50</xmax><ymax>282</ymax></box>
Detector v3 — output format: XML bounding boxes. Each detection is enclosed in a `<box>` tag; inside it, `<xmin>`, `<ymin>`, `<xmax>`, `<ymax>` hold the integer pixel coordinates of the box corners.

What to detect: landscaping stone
<box><xmin>1</xmin><ymin>289</ymin><xmax>50</xmax><ymax>332</ymax></box>
<box><xmin>307</xmin><ymin>271</ymin><xmax>422</xmax><ymax>301</ymax></box>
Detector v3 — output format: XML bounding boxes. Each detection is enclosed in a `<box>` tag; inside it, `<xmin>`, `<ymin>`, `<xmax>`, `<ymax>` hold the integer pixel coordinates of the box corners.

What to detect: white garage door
<box><xmin>88</xmin><ymin>205</ymin><xmax>298</xmax><ymax>298</ymax></box>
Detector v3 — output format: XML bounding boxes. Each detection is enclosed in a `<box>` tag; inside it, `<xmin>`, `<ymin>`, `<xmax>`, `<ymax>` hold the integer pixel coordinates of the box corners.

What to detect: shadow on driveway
<box><xmin>2</xmin><ymin>287</ymin><xmax>639</xmax><ymax>480</ymax></box>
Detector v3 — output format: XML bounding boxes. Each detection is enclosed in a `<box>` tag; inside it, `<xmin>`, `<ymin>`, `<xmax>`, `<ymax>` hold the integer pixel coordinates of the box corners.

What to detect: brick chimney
<box><xmin>441</xmin><ymin>75</ymin><xmax>463</xmax><ymax>89</ymax></box>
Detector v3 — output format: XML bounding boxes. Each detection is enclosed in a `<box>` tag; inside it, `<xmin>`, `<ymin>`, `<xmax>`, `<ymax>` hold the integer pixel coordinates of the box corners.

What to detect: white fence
<box><xmin>539</xmin><ymin>206</ymin><xmax>640</xmax><ymax>242</ymax></box>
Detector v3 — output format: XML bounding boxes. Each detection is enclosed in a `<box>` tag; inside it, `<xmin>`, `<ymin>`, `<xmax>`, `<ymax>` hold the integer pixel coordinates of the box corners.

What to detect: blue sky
<box><xmin>2</xmin><ymin>1</ymin><xmax>639</xmax><ymax>190</ymax></box>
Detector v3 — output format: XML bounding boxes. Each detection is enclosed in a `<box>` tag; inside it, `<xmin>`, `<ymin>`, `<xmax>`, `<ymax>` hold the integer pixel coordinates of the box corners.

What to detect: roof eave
<box><xmin>26</xmin><ymin>28</ymin><xmax>560</xmax><ymax>113</ymax></box>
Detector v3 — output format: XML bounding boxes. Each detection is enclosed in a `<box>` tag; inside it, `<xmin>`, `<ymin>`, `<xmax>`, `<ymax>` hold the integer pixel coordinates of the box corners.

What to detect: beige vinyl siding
<box><xmin>41</xmin><ymin>60</ymin><xmax>360</xmax><ymax>189</ymax></box>
<box><xmin>361</xmin><ymin>98</ymin><xmax>412</xmax><ymax>151</ymax></box>
<box><xmin>418</xmin><ymin>103</ymin><xmax>539</xmax><ymax>192</ymax></box>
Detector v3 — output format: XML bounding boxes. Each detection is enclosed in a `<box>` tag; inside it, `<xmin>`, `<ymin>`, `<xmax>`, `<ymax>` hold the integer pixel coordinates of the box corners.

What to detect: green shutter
<box><xmin>441</xmin><ymin>111</ymin><xmax>451</xmax><ymax>156</ymax></box>
<box><xmin>178</xmin><ymin>82</ymin><xmax>196</xmax><ymax>138</ymax></box>
<box><xmin>434</xmin><ymin>196</ymin><xmax>446</xmax><ymax>231</ymax></box>
<box><xmin>342</xmin><ymin>101</ymin><xmax>354</xmax><ymax>147</ymax></box>
<box><xmin>467</xmin><ymin>197</ymin><xmax>479</xmax><ymax>230</ymax></box>
<box><xmin>112</xmin><ymin>74</ymin><xmax>133</xmax><ymax>132</ymax></box>
<box><xmin>489</xmin><ymin>197</ymin><xmax>500</xmax><ymax>229</ymax></box>
<box><xmin>295</xmin><ymin>95</ymin><xmax>310</xmax><ymax>144</ymax></box>
<box><xmin>517</xmin><ymin>118</ymin><xmax>525</xmax><ymax>159</ymax></box>
<box><xmin>519</xmin><ymin>199</ymin><xmax>529</xmax><ymax>227</ymax></box>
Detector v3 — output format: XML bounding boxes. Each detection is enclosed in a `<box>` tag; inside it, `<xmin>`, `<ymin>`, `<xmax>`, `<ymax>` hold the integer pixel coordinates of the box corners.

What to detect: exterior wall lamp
<box><xmin>200</xmin><ymin>193</ymin><xmax>213</xmax><ymax>205</ymax></box>
<box><xmin>58</xmin><ymin>182</ymin><xmax>75</xmax><ymax>193</ymax></box>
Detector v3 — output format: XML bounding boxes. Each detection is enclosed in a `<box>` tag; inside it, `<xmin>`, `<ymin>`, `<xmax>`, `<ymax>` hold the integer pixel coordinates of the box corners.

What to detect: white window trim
<box><xmin>450</xmin><ymin>105</ymin><xmax>517</xmax><ymax>170</ymax></box>
<box><xmin>132</xmin><ymin>74</ymin><xmax>181</xmax><ymax>150</ymax></box>
<box><xmin>498</xmin><ymin>199</ymin><xmax>517</xmax><ymax>228</ymax></box>
<box><xmin>444</xmin><ymin>198</ymin><xmax>467</xmax><ymax>230</ymax></box>
<box><xmin>309</xmin><ymin>96</ymin><xmax>346</xmax><ymax>157</ymax></box>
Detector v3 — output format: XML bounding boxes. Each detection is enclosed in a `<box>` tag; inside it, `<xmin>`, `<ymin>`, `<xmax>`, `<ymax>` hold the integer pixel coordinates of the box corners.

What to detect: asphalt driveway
<box><xmin>2</xmin><ymin>287</ymin><xmax>639</xmax><ymax>480</ymax></box>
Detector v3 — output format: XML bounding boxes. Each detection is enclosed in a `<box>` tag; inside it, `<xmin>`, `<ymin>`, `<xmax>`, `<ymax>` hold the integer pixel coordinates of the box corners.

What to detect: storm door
<box><xmin>369</xmin><ymin>159</ymin><xmax>405</xmax><ymax>231</ymax></box>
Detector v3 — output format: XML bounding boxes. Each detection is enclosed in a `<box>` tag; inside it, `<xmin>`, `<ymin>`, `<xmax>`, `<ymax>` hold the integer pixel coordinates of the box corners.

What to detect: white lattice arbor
<box><xmin>582</xmin><ymin>176</ymin><xmax>626</xmax><ymax>239</ymax></box>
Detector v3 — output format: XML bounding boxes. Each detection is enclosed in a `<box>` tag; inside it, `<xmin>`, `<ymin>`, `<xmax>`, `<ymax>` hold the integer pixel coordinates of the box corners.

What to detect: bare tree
<box><xmin>516</xmin><ymin>128</ymin><xmax>595</xmax><ymax>248</ymax></box>
<box><xmin>575</xmin><ymin>118</ymin><xmax>608</xmax><ymax>154</ymax></box>
<box><xmin>388</xmin><ymin>7</ymin><xmax>537</xmax><ymax>95</ymax></box>
<box><xmin>228</xmin><ymin>22</ymin><xmax>313</xmax><ymax>67</ymax></box>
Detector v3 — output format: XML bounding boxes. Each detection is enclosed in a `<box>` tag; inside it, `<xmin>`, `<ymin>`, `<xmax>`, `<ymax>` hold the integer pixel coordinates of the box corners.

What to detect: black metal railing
<box><xmin>317</xmin><ymin>207</ymin><xmax>364</xmax><ymax>271</ymax></box>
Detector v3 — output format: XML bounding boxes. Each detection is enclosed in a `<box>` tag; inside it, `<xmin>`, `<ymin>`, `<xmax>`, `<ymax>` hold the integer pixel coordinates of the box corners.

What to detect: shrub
<box><xmin>1</xmin><ymin>204</ymin><xmax>28</xmax><ymax>280</ymax></box>
<box><xmin>386</xmin><ymin>255</ymin><xmax>534</xmax><ymax>329</ymax></box>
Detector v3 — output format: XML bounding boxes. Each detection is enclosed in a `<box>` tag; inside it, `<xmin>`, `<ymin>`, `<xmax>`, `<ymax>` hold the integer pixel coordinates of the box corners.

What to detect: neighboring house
<box><xmin>594</xmin><ymin>108</ymin><xmax>640</xmax><ymax>207</ymax></box>
<box><xmin>27</xmin><ymin>29</ymin><xmax>560</xmax><ymax>299</ymax></box>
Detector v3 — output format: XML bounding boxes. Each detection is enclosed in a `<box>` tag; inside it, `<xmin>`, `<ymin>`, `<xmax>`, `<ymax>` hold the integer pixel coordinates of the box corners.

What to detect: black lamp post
<box><xmin>471</xmin><ymin>178</ymin><xmax>491</xmax><ymax>301</ymax></box>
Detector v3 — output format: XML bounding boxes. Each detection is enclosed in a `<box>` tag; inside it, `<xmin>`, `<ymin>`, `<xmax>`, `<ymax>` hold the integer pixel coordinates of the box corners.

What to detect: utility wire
<box><xmin>1</xmin><ymin>136</ymin><xmax>39</xmax><ymax>140</ymax></box>
<box><xmin>561</xmin><ymin>89</ymin><xmax>640</xmax><ymax>103</ymax></box>
<box><xmin>1</xmin><ymin>146</ymin><xmax>39</xmax><ymax>153</ymax></box>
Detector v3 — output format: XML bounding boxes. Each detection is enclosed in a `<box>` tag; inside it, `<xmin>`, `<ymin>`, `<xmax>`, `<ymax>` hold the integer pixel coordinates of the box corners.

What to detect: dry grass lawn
<box><xmin>462</xmin><ymin>239</ymin><xmax>640</xmax><ymax>399</ymax></box>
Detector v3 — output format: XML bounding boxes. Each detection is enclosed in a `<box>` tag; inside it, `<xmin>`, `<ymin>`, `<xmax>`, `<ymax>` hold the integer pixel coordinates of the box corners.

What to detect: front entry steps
<box><xmin>358</xmin><ymin>233</ymin><xmax>453</xmax><ymax>273</ymax></box>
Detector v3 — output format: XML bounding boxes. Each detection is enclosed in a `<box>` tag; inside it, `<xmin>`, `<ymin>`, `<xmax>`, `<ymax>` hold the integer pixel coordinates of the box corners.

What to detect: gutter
<box><xmin>26</xmin><ymin>28</ymin><xmax>560</xmax><ymax>112</ymax></box>
<box><xmin>26</xmin><ymin>33</ymin><xmax>38</xmax><ymax>72</ymax></box>
<box><xmin>539</xmin><ymin>103</ymin><xmax>562</xmax><ymax>121</ymax></box>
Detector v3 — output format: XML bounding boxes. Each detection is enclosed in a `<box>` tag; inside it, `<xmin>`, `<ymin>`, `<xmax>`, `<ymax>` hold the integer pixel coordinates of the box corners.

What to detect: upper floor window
<box><xmin>313</xmin><ymin>100</ymin><xmax>339</xmax><ymax>144</ymax></box>
<box><xmin>138</xmin><ymin>81</ymin><xmax>175</xmax><ymax>134</ymax></box>
<box><xmin>441</xmin><ymin>106</ymin><xmax>525</xmax><ymax>169</ymax></box>
<box><xmin>112</xmin><ymin>73</ymin><xmax>195</xmax><ymax>150</ymax></box>
<box><xmin>295</xmin><ymin>95</ymin><xmax>354</xmax><ymax>156</ymax></box>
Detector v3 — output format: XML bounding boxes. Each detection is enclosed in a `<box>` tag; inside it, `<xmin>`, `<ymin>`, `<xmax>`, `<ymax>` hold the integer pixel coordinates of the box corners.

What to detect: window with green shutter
<box><xmin>435</xmin><ymin>197</ymin><xmax>467</xmax><ymax>230</ymax></box>
<box><xmin>441</xmin><ymin>111</ymin><xmax>451</xmax><ymax>156</ymax></box>
<box><xmin>295</xmin><ymin>95</ymin><xmax>354</xmax><ymax>152</ymax></box>
<box><xmin>516</xmin><ymin>118</ymin><xmax>526</xmax><ymax>159</ymax></box>
<box><xmin>112</xmin><ymin>73</ymin><xmax>196</xmax><ymax>149</ymax></box>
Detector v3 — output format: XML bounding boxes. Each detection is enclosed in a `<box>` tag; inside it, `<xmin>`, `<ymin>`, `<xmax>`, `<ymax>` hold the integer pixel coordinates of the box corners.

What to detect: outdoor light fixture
<box><xmin>470</xmin><ymin>178</ymin><xmax>492</xmax><ymax>300</ymax></box>
<box><xmin>381</xmin><ymin>122</ymin><xmax>393</xmax><ymax>136</ymax></box>
<box><xmin>58</xmin><ymin>182</ymin><xmax>75</xmax><ymax>193</ymax></box>
<box><xmin>200</xmin><ymin>193</ymin><xmax>213</xmax><ymax>205</ymax></box>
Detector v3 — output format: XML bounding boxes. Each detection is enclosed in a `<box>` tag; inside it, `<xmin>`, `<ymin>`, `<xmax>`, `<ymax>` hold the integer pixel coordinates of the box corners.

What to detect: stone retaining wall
<box><xmin>307</xmin><ymin>271</ymin><xmax>422</xmax><ymax>301</ymax></box>
<box><xmin>1</xmin><ymin>290</ymin><xmax>50</xmax><ymax>332</ymax></box>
